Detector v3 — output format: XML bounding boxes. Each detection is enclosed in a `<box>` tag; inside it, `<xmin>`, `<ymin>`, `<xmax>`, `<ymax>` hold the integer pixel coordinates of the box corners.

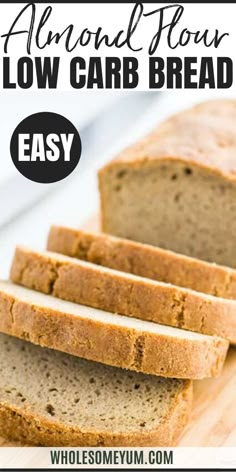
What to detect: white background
<box><xmin>0</xmin><ymin>3</ymin><xmax>235</xmax><ymax>90</ymax></box>
<box><xmin>1</xmin><ymin>446</ymin><xmax>236</xmax><ymax>469</ymax></box>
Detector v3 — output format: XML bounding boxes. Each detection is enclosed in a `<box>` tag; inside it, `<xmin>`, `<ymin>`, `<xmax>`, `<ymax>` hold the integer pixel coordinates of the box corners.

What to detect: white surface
<box><xmin>0</xmin><ymin>89</ymin><xmax>235</xmax><ymax>278</ymax></box>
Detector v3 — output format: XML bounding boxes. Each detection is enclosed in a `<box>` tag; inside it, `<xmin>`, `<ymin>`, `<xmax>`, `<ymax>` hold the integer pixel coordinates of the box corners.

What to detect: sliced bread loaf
<box><xmin>0</xmin><ymin>281</ymin><xmax>228</xmax><ymax>379</ymax></box>
<box><xmin>47</xmin><ymin>225</ymin><xmax>236</xmax><ymax>299</ymax></box>
<box><xmin>0</xmin><ymin>333</ymin><xmax>192</xmax><ymax>446</ymax></box>
<box><xmin>10</xmin><ymin>246</ymin><xmax>236</xmax><ymax>343</ymax></box>
<box><xmin>98</xmin><ymin>100</ymin><xmax>236</xmax><ymax>268</ymax></box>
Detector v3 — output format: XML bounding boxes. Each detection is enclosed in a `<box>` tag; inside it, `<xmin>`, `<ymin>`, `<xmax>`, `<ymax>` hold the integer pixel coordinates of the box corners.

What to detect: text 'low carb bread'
<box><xmin>47</xmin><ymin>225</ymin><xmax>236</xmax><ymax>299</ymax></box>
<box><xmin>10</xmin><ymin>246</ymin><xmax>236</xmax><ymax>343</ymax></box>
<box><xmin>0</xmin><ymin>333</ymin><xmax>192</xmax><ymax>446</ymax></box>
<box><xmin>0</xmin><ymin>281</ymin><xmax>228</xmax><ymax>379</ymax></box>
<box><xmin>98</xmin><ymin>100</ymin><xmax>236</xmax><ymax>268</ymax></box>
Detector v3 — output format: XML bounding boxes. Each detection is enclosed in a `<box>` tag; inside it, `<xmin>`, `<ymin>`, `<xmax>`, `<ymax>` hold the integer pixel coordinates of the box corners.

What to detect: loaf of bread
<box><xmin>10</xmin><ymin>246</ymin><xmax>236</xmax><ymax>343</ymax></box>
<box><xmin>98</xmin><ymin>100</ymin><xmax>236</xmax><ymax>268</ymax></box>
<box><xmin>48</xmin><ymin>225</ymin><xmax>236</xmax><ymax>299</ymax></box>
<box><xmin>0</xmin><ymin>281</ymin><xmax>228</xmax><ymax>379</ymax></box>
<box><xmin>0</xmin><ymin>333</ymin><xmax>192</xmax><ymax>446</ymax></box>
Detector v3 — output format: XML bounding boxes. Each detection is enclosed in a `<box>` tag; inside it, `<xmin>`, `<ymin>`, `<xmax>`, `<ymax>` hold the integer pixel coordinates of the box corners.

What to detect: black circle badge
<box><xmin>10</xmin><ymin>112</ymin><xmax>82</xmax><ymax>184</ymax></box>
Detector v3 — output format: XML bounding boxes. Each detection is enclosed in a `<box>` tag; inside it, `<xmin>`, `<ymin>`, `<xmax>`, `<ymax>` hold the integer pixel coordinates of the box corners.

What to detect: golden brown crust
<box><xmin>0</xmin><ymin>381</ymin><xmax>192</xmax><ymax>446</ymax></box>
<box><xmin>10</xmin><ymin>246</ymin><xmax>236</xmax><ymax>344</ymax></box>
<box><xmin>0</xmin><ymin>285</ymin><xmax>228</xmax><ymax>379</ymax></box>
<box><xmin>99</xmin><ymin>100</ymin><xmax>236</xmax><ymax>179</ymax></box>
<box><xmin>47</xmin><ymin>225</ymin><xmax>236</xmax><ymax>300</ymax></box>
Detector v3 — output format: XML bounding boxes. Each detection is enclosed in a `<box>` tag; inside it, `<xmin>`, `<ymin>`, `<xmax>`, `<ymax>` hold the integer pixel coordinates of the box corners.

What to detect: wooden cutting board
<box><xmin>1</xmin><ymin>214</ymin><xmax>236</xmax><ymax>447</ymax></box>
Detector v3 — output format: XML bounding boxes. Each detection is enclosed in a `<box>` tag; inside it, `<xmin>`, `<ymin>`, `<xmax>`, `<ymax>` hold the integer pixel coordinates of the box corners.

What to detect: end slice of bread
<box><xmin>0</xmin><ymin>333</ymin><xmax>192</xmax><ymax>446</ymax></box>
<box><xmin>10</xmin><ymin>246</ymin><xmax>236</xmax><ymax>344</ymax></box>
<box><xmin>0</xmin><ymin>281</ymin><xmax>228</xmax><ymax>379</ymax></box>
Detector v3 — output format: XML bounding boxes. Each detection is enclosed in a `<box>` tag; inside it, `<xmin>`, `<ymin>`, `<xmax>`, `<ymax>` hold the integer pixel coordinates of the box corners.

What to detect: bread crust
<box><xmin>0</xmin><ymin>283</ymin><xmax>228</xmax><ymax>379</ymax></box>
<box><xmin>47</xmin><ymin>225</ymin><xmax>236</xmax><ymax>300</ymax></box>
<box><xmin>10</xmin><ymin>246</ymin><xmax>236</xmax><ymax>344</ymax></box>
<box><xmin>99</xmin><ymin>100</ymin><xmax>236</xmax><ymax>180</ymax></box>
<box><xmin>0</xmin><ymin>381</ymin><xmax>192</xmax><ymax>446</ymax></box>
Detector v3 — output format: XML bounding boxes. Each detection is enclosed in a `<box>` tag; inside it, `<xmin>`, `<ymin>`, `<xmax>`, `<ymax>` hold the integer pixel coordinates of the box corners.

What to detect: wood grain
<box><xmin>1</xmin><ymin>214</ymin><xmax>236</xmax><ymax>446</ymax></box>
<box><xmin>180</xmin><ymin>346</ymin><xmax>236</xmax><ymax>446</ymax></box>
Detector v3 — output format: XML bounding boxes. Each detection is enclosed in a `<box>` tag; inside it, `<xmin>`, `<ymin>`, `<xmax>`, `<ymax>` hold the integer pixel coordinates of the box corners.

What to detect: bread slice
<box><xmin>47</xmin><ymin>225</ymin><xmax>236</xmax><ymax>299</ymax></box>
<box><xmin>10</xmin><ymin>246</ymin><xmax>236</xmax><ymax>343</ymax></box>
<box><xmin>0</xmin><ymin>281</ymin><xmax>228</xmax><ymax>379</ymax></box>
<box><xmin>98</xmin><ymin>100</ymin><xmax>236</xmax><ymax>268</ymax></box>
<box><xmin>0</xmin><ymin>333</ymin><xmax>192</xmax><ymax>446</ymax></box>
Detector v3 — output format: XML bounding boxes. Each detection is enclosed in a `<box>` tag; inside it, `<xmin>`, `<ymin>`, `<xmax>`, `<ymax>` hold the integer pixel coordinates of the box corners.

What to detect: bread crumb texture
<box><xmin>0</xmin><ymin>333</ymin><xmax>192</xmax><ymax>446</ymax></box>
<box><xmin>98</xmin><ymin>100</ymin><xmax>236</xmax><ymax>267</ymax></box>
